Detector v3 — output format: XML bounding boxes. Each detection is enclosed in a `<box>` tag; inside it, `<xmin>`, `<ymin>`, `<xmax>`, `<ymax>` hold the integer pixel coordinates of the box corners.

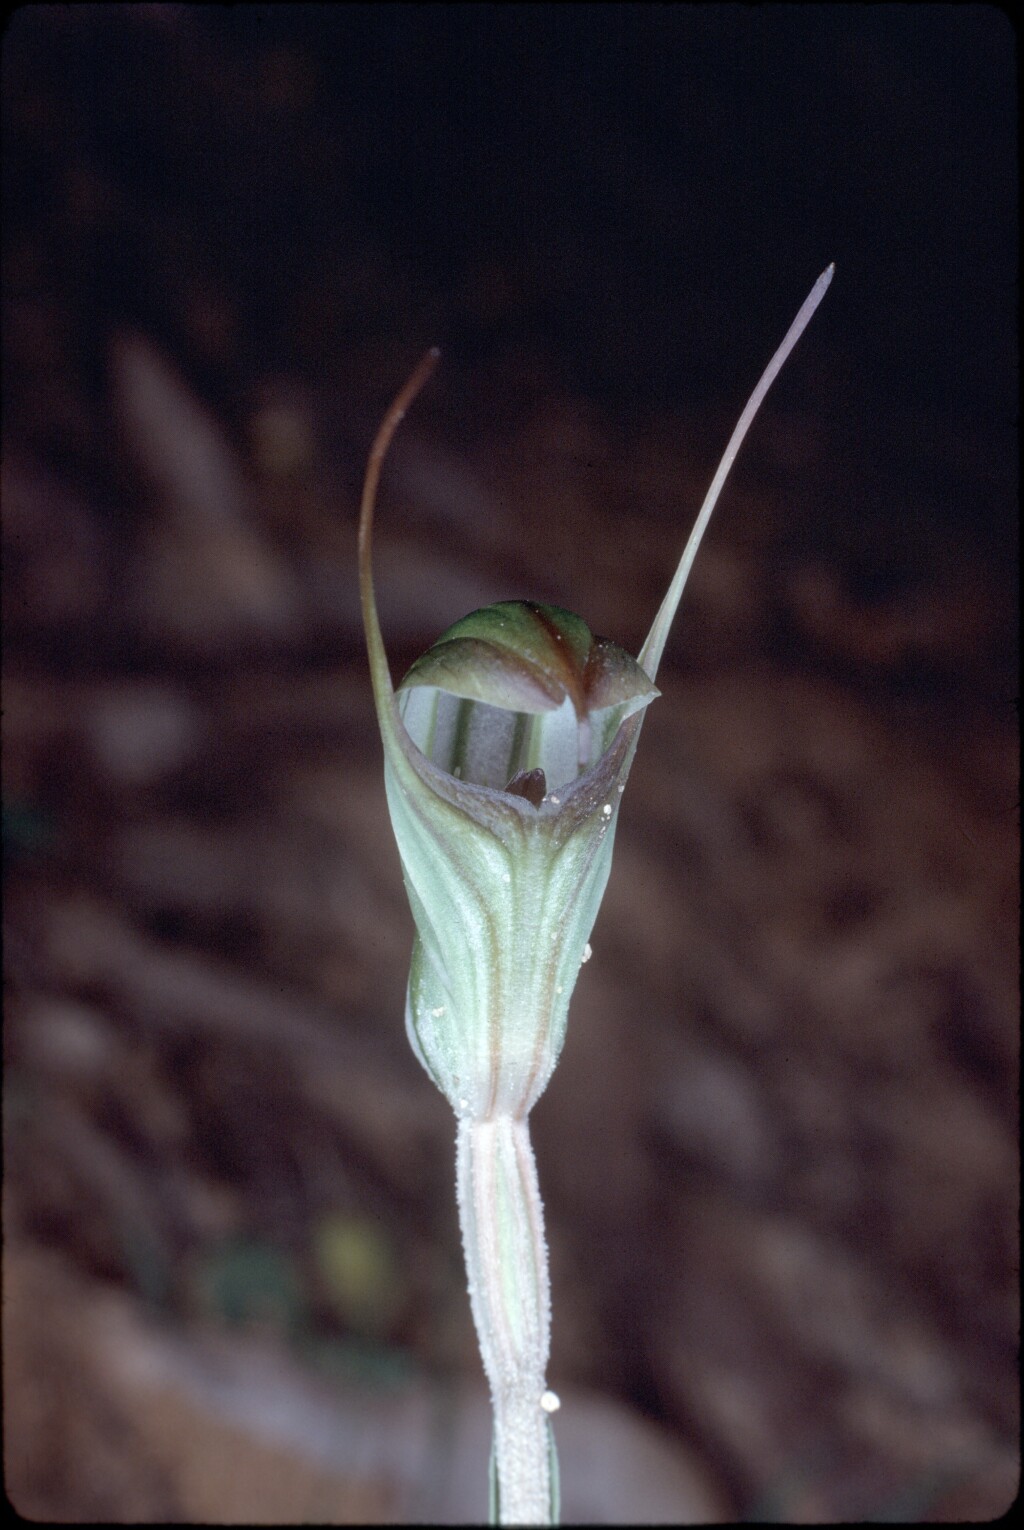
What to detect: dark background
<box><xmin>3</xmin><ymin>5</ymin><xmax>1018</xmax><ymax>1522</ymax></box>
<box><xmin>4</xmin><ymin>6</ymin><xmax>1017</xmax><ymax>566</ymax></box>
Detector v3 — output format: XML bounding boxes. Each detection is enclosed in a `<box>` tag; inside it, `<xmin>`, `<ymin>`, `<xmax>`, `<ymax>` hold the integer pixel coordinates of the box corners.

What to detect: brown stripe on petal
<box><xmin>523</xmin><ymin>603</ymin><xmax>590</xmax><ymax>716</ymax></box>
<box><xmin>400</xmin><ymin>636</ymin><xmax>565</xmax><ymax>713</ymax></box>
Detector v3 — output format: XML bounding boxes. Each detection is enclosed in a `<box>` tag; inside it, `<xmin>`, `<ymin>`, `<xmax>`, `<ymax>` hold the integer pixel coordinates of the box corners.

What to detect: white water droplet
<box><xmin>601</xmin><ymin>803</ymin><xmax>612</xmax><ymax>817</ymax></box>
<box><xmin>431</xmin><ymin>1006</ymin><xmax>446</xmax><ymax>1017</ymax></box>
<box><xmin>581</xmin><ymin>942</ymin><xmax>592</xmax><ymax>963</ymax></box>
<box><xmin>458</xmin><ymin>1097</ymin><xmax>469</xmax><ymax>1111</ymax></box>
<box><xmin>549</xmin><ymin>794</ymin><xmax>560</xmax><ymax>804</ymax></box>
<box><xmin>540</xmin><ymin>1390</ymin><xmax>561</xmax><ymax>1413</ymax></box>
<box><xmin>555</xmin><ymin>984</ymin><xmax>563</xmax><ymax>994</ymax></box>
<box><xmin>617</xmin><ymin>783</ymin><xmax>625</xmax><ymax>793</ymax></box>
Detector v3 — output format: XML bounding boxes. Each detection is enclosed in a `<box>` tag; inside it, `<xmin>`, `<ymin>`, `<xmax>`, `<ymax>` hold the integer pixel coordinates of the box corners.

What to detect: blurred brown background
<box><xmin>2</xmin><ymin>6</ymin><xmax>1018</xmax><ymax>1522</ymax></box>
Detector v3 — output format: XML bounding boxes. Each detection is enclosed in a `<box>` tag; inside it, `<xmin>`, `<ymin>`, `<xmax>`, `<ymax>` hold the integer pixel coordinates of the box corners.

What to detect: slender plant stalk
<box><xmin>457</xmin><ymin>1117</ymin><xmax>555</xmax><ymax>1525</ymax></box>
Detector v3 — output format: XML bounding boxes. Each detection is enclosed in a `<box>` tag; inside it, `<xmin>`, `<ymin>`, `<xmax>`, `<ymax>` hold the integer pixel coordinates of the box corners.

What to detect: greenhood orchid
<box><xmin>358</xmin><ymin>266</ymin><xmax>833</xmax><ymax>1525</ymax></box>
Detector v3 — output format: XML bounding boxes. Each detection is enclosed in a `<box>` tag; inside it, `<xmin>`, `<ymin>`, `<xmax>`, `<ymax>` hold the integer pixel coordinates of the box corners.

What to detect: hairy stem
<box><xmin>456</xmin><ymin>1115</ymin><xmax>556</xmax><ymax>1525</ymax></box>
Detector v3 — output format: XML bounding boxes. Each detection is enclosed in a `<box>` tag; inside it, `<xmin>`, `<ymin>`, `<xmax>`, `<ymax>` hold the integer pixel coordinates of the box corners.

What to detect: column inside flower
<box><xmin>398</xmin><ymin>685</ymin><xmax>582</xmax><ymax>794</ymax></box>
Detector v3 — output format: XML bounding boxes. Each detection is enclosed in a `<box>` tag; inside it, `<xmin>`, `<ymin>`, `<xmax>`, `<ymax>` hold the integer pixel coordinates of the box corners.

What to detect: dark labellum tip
<box><xmin>504</xmin><ymin>767</ymin><xmax>547</xmax><ymax>807</ymax></box>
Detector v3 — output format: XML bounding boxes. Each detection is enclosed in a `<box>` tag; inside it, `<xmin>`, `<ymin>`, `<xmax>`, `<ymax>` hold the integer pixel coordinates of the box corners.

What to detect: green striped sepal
<box><xmin>383</xmin><ymin>601</ymin><xmax>657</xmax><ymax>1118</ymax></box>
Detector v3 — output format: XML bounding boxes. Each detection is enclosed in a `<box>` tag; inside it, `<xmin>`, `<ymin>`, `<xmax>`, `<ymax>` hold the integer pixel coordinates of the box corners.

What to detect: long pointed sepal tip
<box><xmin>639</xmin><ymin>266</ymin><xmax>834</xmax><ymax>681</ymax></box>
<box><xmin>359</xmin><ymin>349</ymin><xmax>442</xmax><ymax>713</ymax></box>
<box><xmin>811</xmin><ymin>262</ymin><xmax>835</xmax><ymax>301</ymax></box>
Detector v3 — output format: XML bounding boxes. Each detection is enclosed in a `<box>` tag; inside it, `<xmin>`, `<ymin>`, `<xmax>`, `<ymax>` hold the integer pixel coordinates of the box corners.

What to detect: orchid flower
<box><xmin>358</xmin><ymin>266</ymin><xmax>833</xmax><ymax>1525</ymax></box>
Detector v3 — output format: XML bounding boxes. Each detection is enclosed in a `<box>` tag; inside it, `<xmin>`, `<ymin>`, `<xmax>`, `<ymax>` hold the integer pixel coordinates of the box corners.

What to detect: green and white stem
<box><xmin>358</xmin><ymin>266</ymin><xmax>832</xmax><ymax>1525</ymax></box>
<box><xmin>458</xmin><ymin>1115</ymin><xmax>558</xmax><ymax>1525</ymax></box>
